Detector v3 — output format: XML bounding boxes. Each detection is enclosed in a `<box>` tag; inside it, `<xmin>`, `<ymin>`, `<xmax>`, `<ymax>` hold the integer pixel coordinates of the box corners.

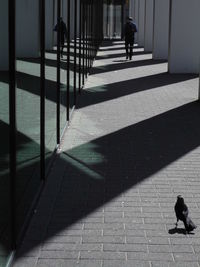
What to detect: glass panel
<box><xmin>45</xmin><ymin>0</ymin><xmax>58</xmax><ymax>157</ymax></box>
<box><xmin>15</xmin><ymin>0</ymin><xmax>41</xmax><ymax>236</ymax></box>
<box><xmin>69</xmin><ymin>0</ymin><xmax>75</xmax><ymax>112</ymax></box>
<box><xmin>103</xmin><ymin>1</ymin><xmax>122</xmax><ymax>39</ymax></box>
<box><xmin>60</xmin><ymin>3</ymin><xmax>67</xmax><ymax>138</ymax></box>
<box><xmin>0</xmin><ymin>1</ymin><xmax>12</xmax><ymax>264</ymax></box>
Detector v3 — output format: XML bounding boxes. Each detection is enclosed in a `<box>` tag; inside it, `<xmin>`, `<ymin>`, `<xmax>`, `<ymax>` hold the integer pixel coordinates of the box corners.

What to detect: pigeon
<box><xmin>174</xmin><ymin>195</ymin><xmax>197</xmax><ymax>233</ymax></box>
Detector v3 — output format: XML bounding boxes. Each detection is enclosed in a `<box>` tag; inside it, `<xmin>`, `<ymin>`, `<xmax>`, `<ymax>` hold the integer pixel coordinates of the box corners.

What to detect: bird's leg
<box><xmin>175</xmin><ymin>219</ymin><xmax>179</xmax><ymax>228</ymax></box>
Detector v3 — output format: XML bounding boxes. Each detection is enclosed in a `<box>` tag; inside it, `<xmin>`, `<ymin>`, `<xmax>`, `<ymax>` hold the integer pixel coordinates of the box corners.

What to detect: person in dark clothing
<box><xmin>54</xmin><ymin>17</ymin><xmax>67</xmax><ymax>58</ymax></box>
<box><xmin>123</xmin><ymin>17</ymin><xmax>137</xmax><ymax>60</ymax></box>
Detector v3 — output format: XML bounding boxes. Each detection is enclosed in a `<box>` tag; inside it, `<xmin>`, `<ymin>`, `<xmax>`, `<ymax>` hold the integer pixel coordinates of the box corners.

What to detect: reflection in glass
<box><xmin>15</xmin><ymin>0</ymin><xmax>41</xmax><ymax>236</ymax></box>
<box><xmin>0</xmin><ymin>0</ymin><xmax>12</xmax><ymax>264</ymax></box>
<box><xmin>103</xmin><ymin>1</ymin><xmax>122</xmax><ymax>39</ymax></box>
<box><xmin>45</xmin><ymin>0</ymin><xmax>59</xmax><ymax>157</ymax></box>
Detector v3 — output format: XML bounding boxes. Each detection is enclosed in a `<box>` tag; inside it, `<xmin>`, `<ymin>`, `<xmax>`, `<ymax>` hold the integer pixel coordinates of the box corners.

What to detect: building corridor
<box><xmin>12</xmin><ymin>41</ymin><xmax>200</xmax><ymax>267</ymax></box>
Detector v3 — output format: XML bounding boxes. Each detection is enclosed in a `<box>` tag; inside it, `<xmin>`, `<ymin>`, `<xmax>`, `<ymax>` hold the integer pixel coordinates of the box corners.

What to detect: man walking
<box><xmin>54</xmin><ymin>17</ymin><xmax>67</xmax><ymax>58</ymax></box>
<box><xmin>124</xmin><ymin>17</ymin><xmax>137</xmax><ymax>60</ymax></box>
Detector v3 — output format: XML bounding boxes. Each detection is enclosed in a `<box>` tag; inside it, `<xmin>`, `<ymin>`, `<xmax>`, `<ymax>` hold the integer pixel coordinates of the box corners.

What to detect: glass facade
<box><xmin>0</xmin><ymin>0</ymin><xmax>103</xmax><ymax>266</ymax></box>
<box><xmin>103</xmin><ymin>0</ymin><xmax>126</xmax><ymax>39</ymax></box>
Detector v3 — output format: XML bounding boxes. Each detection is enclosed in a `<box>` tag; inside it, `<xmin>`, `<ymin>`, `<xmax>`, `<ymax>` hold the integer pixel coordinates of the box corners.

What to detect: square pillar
<box><xmin>153</xmin><ymin>0</ymin><xmax>170</xmax><ymax>60</ymax></box>
<box><xmin>16</xmin><ymin>0</ymin><xmax>40</xmax><ymax>58</ymax></box>
<box><xmin>134</xmin><ymin>0</ymin><xmax>139</xmax><ymax>43</ymax></box>
<box><xmin>199</xmin><ymin>72</ymin><xmax>200</xmax><ymax>100</ymax></box>
<box><xmin>138</xmin><ymin>0</ymin><xmax>145</xmax><ymax>46</ymax></box>
<box><xmin>129</xmin><ymin>0</ymin><xmax>134</xmax><ymax>17</ymax></box>
<box><xmin>144</xmin><ymin>0</ymin><xmax>154</xmax><ymax>52</ymax></box>
<box><xmin>168</xmin><ymin>0</ymin><xmax>200</xmax><ymax>73</ymax></box>
<box><xmin>0</xmin><ymin>0</ymin><xmax>8</xmax><ymax>70</ymax></box>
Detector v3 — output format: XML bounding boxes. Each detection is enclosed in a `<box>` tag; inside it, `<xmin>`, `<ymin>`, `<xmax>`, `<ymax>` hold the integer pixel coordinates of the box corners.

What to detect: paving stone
<box><xmin>151</xmin><ymin>262</ymin><xmax>199</xmax><ymax>267</ymax></box>
<box><xmin>82</xmin><ymin>236</ymin><xmax>125</xmax><ymax>244</ymax></box>
<box><xmin>39</xmin><ymin>250</ymin><xmax>79</xmax><ymax>259</ymax></box>
<box><xmin>127</xmin><ymin>252</ymin><xmax>174</xmax><ymax>261</ymax></box>
<box><xmin>173</xmin><ymin>253</ymin><xmax>199</xmax><ymax>262</ymax></box>
<box><xmin>80</xmin><ymin>251</ymin><xmax>126</xmax><ymax>260</ymax></box>
<box><xmin>103</xmin><ymin>243</ymin><xmax>147</xmax><ymax>252</ymax></box>
<box><xmin>12</xmin><ymin>257</ymin><xmax>37</xmax><ymax>267</ymax></box>
<box><xmin>103</xmin><ymin>260</ymin><xmax>150</xmax><ymax>267</ymax></box>
<box><xmin>37</xmin><ymin>259</ymin><xmax>102</xmax><ymax>267</ymax></box>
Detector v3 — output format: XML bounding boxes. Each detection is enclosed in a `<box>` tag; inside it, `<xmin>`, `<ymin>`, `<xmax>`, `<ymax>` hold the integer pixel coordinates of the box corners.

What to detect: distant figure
<box><xmin>123</xmin><ymin>17</ymin><xmax>137</xmax><ymax>60</ymax></box>
<box><xmin>54</xmin><ymin>17</ymin><xmax>67</xmax><ymax>58</ymax></box>
<box><xmin>174</xmin><ymin>195</ymin><xmax>197</xmax><ymax>233</ymax></box>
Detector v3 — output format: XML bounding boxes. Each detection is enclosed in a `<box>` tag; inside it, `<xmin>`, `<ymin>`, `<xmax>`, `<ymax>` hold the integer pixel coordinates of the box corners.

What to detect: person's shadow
<box><xmin>113</xmin><ymin>59</ymin><xmax>128</xmax><ymax>63</ymax></box>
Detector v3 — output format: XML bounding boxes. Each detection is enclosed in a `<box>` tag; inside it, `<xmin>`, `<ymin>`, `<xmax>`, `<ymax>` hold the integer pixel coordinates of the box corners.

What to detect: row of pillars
<box><xmin>129</xmin><ymin>0</ymin><xmax>200</xmax><ymax>74</ymax></box>
<box><xmin>0</xmin><ymin>0</ymin><xmax>80</xmax><ymax>70</ymax></box>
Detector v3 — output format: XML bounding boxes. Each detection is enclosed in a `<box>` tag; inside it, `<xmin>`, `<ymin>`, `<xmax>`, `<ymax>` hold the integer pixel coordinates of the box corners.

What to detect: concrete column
<box><xmin>134</xmin><ymin>0</ymin><xmax>139</xmax><ymax>43</ymax></box>
<box><xmin>77</xmin><ymin>0</ymin><xmax>80</xmax><ymax>36</ymax></box>
<box><xmin>62</xmin><ymin>0</ymin><xmax>68</xmax><ymax>25</ymax></box>
<box><xmin>144</xmin><ymin>0</ymin><xmax>154</xmax><ymax>52</ymax></box>
<box><xmin>199</xmin><ymin>73</ymin><xmax>200</xmax><ymax>100</ymax></box>
<box><xmin>45</xmin><ymin>0</ymin><xmax>54</xmax><ymax>50</ymax></box>
<box><xmin>0</xmin><ymin>0</ymin><xmax>8</xmax><ymax>70</ymax></box>
<box><xmin>70</xmin><ymin>0</ymin><xmax>74</xmax><ymax>40</ymax></box>
<box><xmin>138</xmin><ymin>0</ymin><xmax>145</xmax><ymax>46</ymax></box>
<box><xmin>129</xmin><ymin>0</ymin><xmax>134</xmax><ymax>17</ymax></box>
<box><xmin>153</xmin><ymin>0</ymin><xmax>170</xmax><ymax>60</ymax></box>
<box><xmin>168</xmin><ymin>0</ymin><xmax>200</xmax><ymax>73</ymax></box>
<box><xmin>16</xmin><ymin>0</ymin><xmax>40</xmax><ymax>58</ymax></box>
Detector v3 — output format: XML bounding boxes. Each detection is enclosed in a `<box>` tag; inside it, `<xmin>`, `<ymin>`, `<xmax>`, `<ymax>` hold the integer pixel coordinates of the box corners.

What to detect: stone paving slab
<box><xmin>12</xmin><ymin>41</ymin><xmax>200</xmax><ymax>267</ymax></box>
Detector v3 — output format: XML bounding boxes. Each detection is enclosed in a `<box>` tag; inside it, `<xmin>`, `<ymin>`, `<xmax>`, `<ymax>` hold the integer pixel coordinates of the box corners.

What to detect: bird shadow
<box><xmin>168</xmin><ymin>227</ymin><xmax>195</xmax><ymax>235</ymax></box>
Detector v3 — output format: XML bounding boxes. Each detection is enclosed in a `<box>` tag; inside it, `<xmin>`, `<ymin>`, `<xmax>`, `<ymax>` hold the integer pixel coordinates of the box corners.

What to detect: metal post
<box><xmin>40</xmin><ymin>0</ymin><xmax>45</xmax><ymax>180</ymax></box>
<box><xmin>121</xmin><ymin>2</ymin><xmax>124</xmax><ymax>40</ymax></box>
<box><xmin>82</xmin><ymin>0</ymin><xmax>85</xmax><ymax>85</ymax></box>
<box><xmin>91</xmin><ymin>0</ymin><xmax>93</xmax><ymax>62</ymax></box>
<box><xmin>79</xmin><ymin>0</ymin><xmax>82</xmax><ymax>93</ymax></box>
<box><xmin>86</xmin><ymin>3</ymin><xmax>89</xmax><ymax>75</ymax></box>
<box><xmin>85</xmin><ymin>2</ymin><xmax>88</xmax><ymax>76</ymax></box>
<box><xmin>56</xmin><ymin>0</ymin><xmax>61</xmax><ymax>144</ymax></box>
<box><xmin>89</xmin><ymin>1</ymin><xmax>92</xmax><ymax>68</ymax></box>
<box><xmin>74</xmin><ymin>0</ymin><xmax>77</xmax><ymax>105</ymax></box>
<box><xmin>67</xmin><ymin>0</ymin><xmax>71</xmax><ymax>120</ymax></box>
<box><xmin>9</xmin><ymin>0</ymin><xmax>17</xmax><ymax>250</ymax></box>
<box><xmin>168</xmin><ymin>0</ymin><xmax>172</xmax><ymax>73</ymax></box>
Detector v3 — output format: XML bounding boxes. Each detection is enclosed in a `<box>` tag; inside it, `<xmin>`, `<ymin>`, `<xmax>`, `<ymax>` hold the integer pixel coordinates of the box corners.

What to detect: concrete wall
<box><xmin>0</xmin><ymin>0</ymin><xmax>8</xmax><ymax>70</ymax></box>
<box><xmin>138</xmin><ymin>0</ymin><xmax>145</xmax><ymax>46</ymax></box>
<box><xmin>153</xmin><ymin>0</ymin><xmax>170</xmax><ymax>60</ymax></box>
<box><xmin>168</xmin><ymin>0</ymin><xmax>200</xmax><ymax>73</ymax></box>
<box><xmin>16</xmin><ymin>0</ymin><xmax>40</xmax><ymax>58</ymax></box>
<box><xmin>144</xmin><ymin>0</ymin><xmax>154</xmax><ymax>52</ymax></box>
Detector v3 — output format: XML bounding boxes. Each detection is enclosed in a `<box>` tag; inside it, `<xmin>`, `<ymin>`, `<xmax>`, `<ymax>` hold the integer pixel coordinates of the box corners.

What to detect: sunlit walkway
<box><xmin>13</xmin><ymin>41</ymin><xmax>200</xmax><ymax>267</ymax></box>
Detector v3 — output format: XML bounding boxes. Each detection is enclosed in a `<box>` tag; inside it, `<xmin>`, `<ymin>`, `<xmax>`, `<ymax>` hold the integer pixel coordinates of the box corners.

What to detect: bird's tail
<box><xmin>184</xmin><ymin>217</ymin><xmax>197</xmax><ymax>232</ymax></box>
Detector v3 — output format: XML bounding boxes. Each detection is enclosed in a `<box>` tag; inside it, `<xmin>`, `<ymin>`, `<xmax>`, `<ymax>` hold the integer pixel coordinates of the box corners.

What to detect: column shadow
<box><xmin>15</xmin><ymin>100</ymin><xmax>200</xmax><ymax>258</ymax></box>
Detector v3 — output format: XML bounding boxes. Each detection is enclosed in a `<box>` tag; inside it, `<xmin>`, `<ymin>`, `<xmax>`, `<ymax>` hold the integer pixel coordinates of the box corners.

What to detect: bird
<box><xmin>174</xmin><ymin>195</ymin><xmax>197</xmax><ymax>233</ymax></box>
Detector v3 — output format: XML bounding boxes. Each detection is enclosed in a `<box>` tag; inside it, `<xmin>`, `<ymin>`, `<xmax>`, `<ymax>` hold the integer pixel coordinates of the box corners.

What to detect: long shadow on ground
<box><xmin>90</xmin><ymin>58</ymin><xmax>167</xmax><ymax>75</ymax></box>
<box><xmin>16</xmin><ymin>100</ymin><xmax>200</xmax><ymax>257</ymax></box>
<box><xmin>96</xmin><ymin>51</ymin><xmax>151</xmax><ymax>60</ymax></box>
<box><xmin>78</xmin><ymin>72</ymin><xmax>197</xmax><ymax>109</ymax></box>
